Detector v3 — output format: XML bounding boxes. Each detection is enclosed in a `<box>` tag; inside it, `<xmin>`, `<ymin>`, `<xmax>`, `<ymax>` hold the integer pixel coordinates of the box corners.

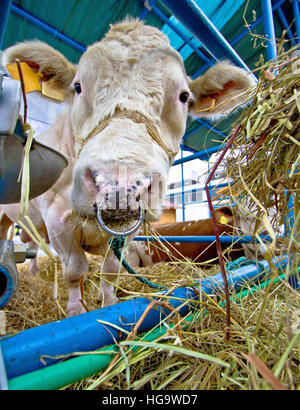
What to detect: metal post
<box><xmin>140</xmin><ymin>0</ymin><xmax>211</xmax><ymax>63</ymax></box>
<box><xmin>0</xmin><ymin>0</ymin><xmax>12</xmax><ymax>49</ymax></box>
<box><xmin>160</xmin><ymin>0</ymin><xmax>252</xmax><ymax>72</ymax></box>
<box><xmin>293</xmin><ymin>0</ymin><xmax>300</xmax><ymax>44</ymax></box>
<box><xmin>277</xmin><ymin>6</ymin><xmax>296</xmax><ymax>46</ymax></box>
<box><xmin>261</xmin><ymin>0</ymin><xmax>277</xmax><ymax>60</ymax></box>
<box><xmin>180</xmin><ymin>147</ymin><xmax>185</xmax><ymax>221</ymax></box>
<box><xmin>139</xmin><ymin>0</ymin><xmax>158</xmax><ymax>20</ymax></box>
<box><xmin>192</xmin><ymin>0</ymin><xmax>287</xmax><ymax>79</ymax></box>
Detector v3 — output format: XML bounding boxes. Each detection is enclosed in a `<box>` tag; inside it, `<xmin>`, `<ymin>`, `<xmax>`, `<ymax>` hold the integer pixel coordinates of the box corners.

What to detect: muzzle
<box><xmin>75</xmin><ymin>106</ymin><xmax>178</xmax><ymax>236</ymax></box>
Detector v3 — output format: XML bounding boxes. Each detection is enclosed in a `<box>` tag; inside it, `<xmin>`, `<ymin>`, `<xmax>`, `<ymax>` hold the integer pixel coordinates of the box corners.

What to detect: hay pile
<box><xmin>2</xmin><ymin>242</ymin><xmax>300</xmax><ymax>390</ymax></box>
<box><xmin>4</xmin><ymin>250</ymin><xmax>218</xmax><ymax>335</ymax></box>
<box><xmin>225</xmin><ymin>46</ymin><xmax>300</xmax><ymax>267</ymax></box>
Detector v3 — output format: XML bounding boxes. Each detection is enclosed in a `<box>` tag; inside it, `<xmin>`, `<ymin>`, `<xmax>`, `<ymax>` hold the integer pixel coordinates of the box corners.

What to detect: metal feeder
<box><xmin>0</xmin><ymin>76</ymin><xmax>68</xmax><ymax>203</ymax></box>
<box><xmin>0</xmin><ymin>74</ymin><xmax>68</xmax><ymax>308</ymax></box>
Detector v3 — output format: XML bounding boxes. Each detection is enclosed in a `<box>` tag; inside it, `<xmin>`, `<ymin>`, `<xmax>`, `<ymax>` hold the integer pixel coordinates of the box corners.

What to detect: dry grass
<box><xmin>2</xmin><ymin>248</ymin><xmax>299</xmax><ymax>390</ymax></box>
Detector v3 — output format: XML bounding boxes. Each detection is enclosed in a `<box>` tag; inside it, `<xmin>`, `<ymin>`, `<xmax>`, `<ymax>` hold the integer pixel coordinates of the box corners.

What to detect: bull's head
<box><xmin>3</xmin><ymin>20</ymin><xmax>255</xmax><ymax>234</ymax></box>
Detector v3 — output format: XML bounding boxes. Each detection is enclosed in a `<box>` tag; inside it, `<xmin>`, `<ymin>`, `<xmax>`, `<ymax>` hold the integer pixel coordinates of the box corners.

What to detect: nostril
<box><xmin>92</xmin><ymin>171</ymin><xmax>98</xmax><ymax>183</ymax></box>
<box><xmin>84</xmin><ymin>169</ymin><xmax>99</xmax><ymax>196</ymax></box>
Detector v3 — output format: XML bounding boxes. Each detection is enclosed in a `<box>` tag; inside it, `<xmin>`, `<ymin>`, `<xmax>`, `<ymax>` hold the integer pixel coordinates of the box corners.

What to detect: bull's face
<box><xmin>3</xmin><ymin>20</ymin><xmax>255</xmax><ymax>233</ymax></box>
<box><xmin>70</xmin><ymin>26</ymin><xmax>192</xmax><ymax>230</ymax></box>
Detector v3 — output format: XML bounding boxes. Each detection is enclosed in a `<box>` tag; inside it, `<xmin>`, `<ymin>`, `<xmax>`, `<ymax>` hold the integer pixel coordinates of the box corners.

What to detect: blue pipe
<box><xmin>0</xmin><ymin>240</ymin><xmax>18</xmax><ymax>309</ymax></box>
<box><xmin>134</xmin><ymin>235</ymin><xmax>275</xmax><ymax>244</ymax></box>
<box><xmin>183</xmin><ymin>119</ymin><xmax>227</xmax><ymax>142</ymax></box>
<box><xmin>141</xmin><ymin>0</ymin><xmax>211</xmax><ymax>63</ymax></box>
<box><xmin>0</xmin><ymin>255</ymin><xmax>289</xmax><ymax>379</ymax></box>
<box><xmin>0</xmin><ymin>0</ymin><xmax>12</xmax><ymax>49</ymax></box>
<box><xmin>277</xmin><ymin>7</ymin><xmax>297</xmax><ymax>46</ymax></box>
<box><xmin>160</xmin><ymin>0</ymin><xmax>252</xmax><ymax>73</ymax></box>
<box><xmin>0</xmin><ymin>266</ymin><xmax>15</xmax><ymax>308</ymax></box>
<box><xmin>261</xmin><ymin>0</ymin><xmax>277</xmax><ymax>60</ymax></box>
<box><xmin>180</xmin><ymin>147</ymin><xmax>185</xmax><ymax>221</ymax></box>
<box><xmin>138</xmin><ymin>0</ymin><xmax>158</xmax><ymax>20</ymax></box>
<box><xmin>172</xmin><ymin>144</ymin><xmax>224</xmax><ymax>165</ymax></box>
<box><xmin>192</xmin><ymin>0</ymin><xmax>287</xmax><ymax>79</ymax></box>
<box><xmin>11</xmin><ymin>3</ymin><xmax>86</xmax><ymax>53</ymax></box>
<box><xmin>293</xmin><ymin>0</ymin><xmax>300</xmax><ymax>44</ymax></box>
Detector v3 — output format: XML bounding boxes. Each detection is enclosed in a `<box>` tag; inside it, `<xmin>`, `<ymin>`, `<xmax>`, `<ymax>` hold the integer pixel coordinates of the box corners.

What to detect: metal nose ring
<box><xmin>96</xmin><ymin>199</ymin><xmax>144</xmax><ymax>237</ymax></box>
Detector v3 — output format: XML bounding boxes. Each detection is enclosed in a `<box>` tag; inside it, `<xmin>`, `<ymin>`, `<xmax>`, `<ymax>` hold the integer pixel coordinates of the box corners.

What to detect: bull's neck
<box><xmin>38</xmin><ymin>108</ymin><xmax>76</xmax><ymax>160</ymax></box>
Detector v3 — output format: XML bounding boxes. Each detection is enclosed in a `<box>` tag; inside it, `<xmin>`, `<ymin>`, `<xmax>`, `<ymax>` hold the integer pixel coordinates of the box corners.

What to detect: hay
<box><xmin>2</xmin><ymin>247</ymin><xmax>299</xmax><ymax>390</ymax></box>
<box><xmin>224</xmin><ymin>46</ymin><xmax>300</xmax><ymax>266</ymax></box>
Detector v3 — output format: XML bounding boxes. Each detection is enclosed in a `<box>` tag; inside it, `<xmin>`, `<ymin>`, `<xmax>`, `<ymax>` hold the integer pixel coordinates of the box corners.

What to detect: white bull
<box><xmin>1</xmin><ymin>19</ymin><xmax>254</xmax><ymax>315</ymax></box>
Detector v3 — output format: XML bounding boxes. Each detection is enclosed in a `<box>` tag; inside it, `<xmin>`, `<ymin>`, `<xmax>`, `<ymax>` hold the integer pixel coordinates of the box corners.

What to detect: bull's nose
<box><xmin>103</xmin><ymin>186</ymin><xmax>140</xmax><ymax>211</ymax></box>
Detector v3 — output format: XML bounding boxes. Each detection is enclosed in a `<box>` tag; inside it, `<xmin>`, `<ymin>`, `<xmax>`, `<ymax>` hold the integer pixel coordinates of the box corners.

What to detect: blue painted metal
<box><xmin>142</xmin><ymin>0</ymin><xmax>211</xmax><ymax>63</ymax></box>
<box><xmin>0</xmin><ymin>240</ymin><xmax>18</xmax><ymax>309</ymax></box>
<box><xmin>167</xmin><ymin>182</ymin><xmax>228</xmax><ymax>197</ymax></box>
<box><xmin>160</xmin><ymin>0</ymin><xmax>252</xmax><ymax>72</ymax></box>
<box><xmin>192</xmin><ymin>0</ymin><xmax>287</xmax><ymax>79</ymax></box>
<box><xmin>0</xmin><ymin>0</ymin><xmax>12</xmax><ymax>49</ymax></box>
<box><xmin>11</xmin><ymin>3</ymin><xmax>86</xmax><ymax>53</ymax></box>
<box><xmin>0</xmin><ymin>345</ymin><xmax>8</xmax><ymax>390</ymax></box>
<box><xmin>277</xmin><ymin>6</ymin><xmax>297</xmax><ymax>46</ymax></box>
<box><xmin>0</xmin><ymin>255</ymin><xmax>289</xmax><ymax>379</ymax></box>
<box><xmin>0</xmin><ymin>266</ymin><xmax>13</xmax><ymax>308</ymax></box>
<box><xmin>293</xmin><ymin>0</ymin><xmax>300</xmax><ymax>43</ymax></box>
<box><xmin>172</xmin><ymin>144</ymin><xmax>224</xmax><ymax>166</ymax></box>
<box><xmin>134</xmin><ymin>235</ymin><xmax>275</xmax><ymax>244</ymax></box>
<box><xmin>182</xmin><ymin>119</ymin><xmax>227</xmax><ymax>146</ymax></box>
<box><xmin>139</xmin><ymin>0</ymin><xmax>157</xmax><ymax>20</ymax></box>
<box><xmin>261</xmin><ymin>0</ymin><xmax>277</xmax><ymax>60</ymax></box>
<box><xmin>180</xmin><ymin>147</ymin><xmax>186</xmax><ymax>221</ymax></box>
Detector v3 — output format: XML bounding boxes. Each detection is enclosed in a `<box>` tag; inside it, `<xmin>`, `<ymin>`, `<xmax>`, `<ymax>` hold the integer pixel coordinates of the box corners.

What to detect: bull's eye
<box><xmin>179</xmin><ymin>91</ymin><xmax>189</xmax><ymax>103</ymax></box>
<box><xmin>74</xmin><ymin>82</ymin><xmax>82</xmax><ymax>94</ymax></box>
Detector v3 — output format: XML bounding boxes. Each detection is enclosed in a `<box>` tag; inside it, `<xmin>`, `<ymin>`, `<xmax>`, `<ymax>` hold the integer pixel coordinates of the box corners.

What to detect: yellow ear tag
<box><xmin>6</xmin><ymin>62</ymin><xmax>42</xmax><ymax>94</ymax></box>
<box><xmin>219</xmin><ymin>216</ymin><xmax>228</xmax><ymax>225</ymax></box>
<box><xmin>42</xmin><ymin>81</ymin><xmax>65</xmax><ymax>101</ymax></box>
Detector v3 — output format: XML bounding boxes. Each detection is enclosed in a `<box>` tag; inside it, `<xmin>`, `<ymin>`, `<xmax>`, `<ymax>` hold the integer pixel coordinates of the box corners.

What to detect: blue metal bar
<box><xmin>172</xmin><ymin>144</ymin><xmax>224</xmax><ymax>166</ymax></box>
<box><xmin>192</xmin><ymin>0</ymin><xmax>287</xmax><ymax>79</ymax></box>
<box><xmin>195</xmin><ymin>119</ymin><xmax>227</xmax><ymax>139</ymax></box>
<box><xmin>0</xmin><ymin>0</ymin><xmax>12</xmax><ymax>49</ymax></box>
<box><xmin>160</xmin><ymin>0</ymin><xmax>252</xmax><ymax>72</ymax></box>
<box><xmin>180</xmin><ymin>147</ymin><xmax>185</xmax><ymax>221</ymax></box>
<box><xmin>11</xmin><ymin>3</ymin><xmax>86</xmax><ymax>53</ymax></box>
<box><xmin>182</xmin><ymin>119</ymin><xmax>227</xmax><ymax>142</ymax></box>
<box><xmin>0</xmin><ymin>255</ymin><xmax>289</xmax><ymax>379</ymax></box>
<box><xmin>140</xmin><ymin>0</ymin><xmax>211</xmax><ymax>63</ymax></box>
<box><xmin>180</xmin><ymin>143</ymin><xmax>197</xmax><ymax>154</ymax></box>
<box><xmin>277</xmin><ymin>6</ymin><xmax>297</xmax><ymax>46</ymax></box>
<box><xmin>293</xmin><ymin>0</ymin><xmax>300</xmax><ymax>43</ymax></box>
<box><xmin>167</xmin><ymin>182</ymin><xmax>228</xmax><ymax>196</ymax></box>
<box><xmin>138</xmin><ymin>0</ymin><xmax>158</xmax><ymax>20</ymax></box>
<box><xmin>261</xmin><ymin>0</ymin><xmax>277</xmax><ymax>60</ymax></box>
<box><xmin>134</xmin><ymin>235</ymin><xmax>276</xmax><ymax>244</ymax></box>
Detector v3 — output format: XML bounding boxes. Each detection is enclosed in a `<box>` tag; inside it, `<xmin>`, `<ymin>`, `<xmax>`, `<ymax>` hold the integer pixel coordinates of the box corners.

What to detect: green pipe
<box><xmin>6</xmin><ymin>270</ymin><xmax>295</xmax><ymax>390</ymax></box>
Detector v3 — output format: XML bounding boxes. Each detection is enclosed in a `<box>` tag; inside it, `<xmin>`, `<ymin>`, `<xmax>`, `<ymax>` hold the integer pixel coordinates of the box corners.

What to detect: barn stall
<box><xmin>0</xmin><ymin>0</ymin><xmax>299</xmax><ymax>391</ymax></box>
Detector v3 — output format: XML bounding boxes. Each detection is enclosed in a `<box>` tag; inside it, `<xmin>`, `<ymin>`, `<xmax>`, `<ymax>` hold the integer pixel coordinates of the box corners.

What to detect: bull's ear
<box><xmin>188</xmin><ymin>61</ymin><xmax>255</xmax><ymax>120</ymax></box>
<box><xmin>215</xmin><ymin>206</ymin><xmax>234</xmax><ymax>225</ymax></box>
<box><xmin>2</xmin><ymin>40</ymin><xmax>76</xmax><ymax>90</ymax></box>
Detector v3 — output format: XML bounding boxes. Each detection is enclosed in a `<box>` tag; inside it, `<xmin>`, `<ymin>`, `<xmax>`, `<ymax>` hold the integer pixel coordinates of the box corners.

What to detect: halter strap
<box><xmin>75</xmin><ymin>107</ymin><xmax>177</xmax><ymax>163</ymax></box>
